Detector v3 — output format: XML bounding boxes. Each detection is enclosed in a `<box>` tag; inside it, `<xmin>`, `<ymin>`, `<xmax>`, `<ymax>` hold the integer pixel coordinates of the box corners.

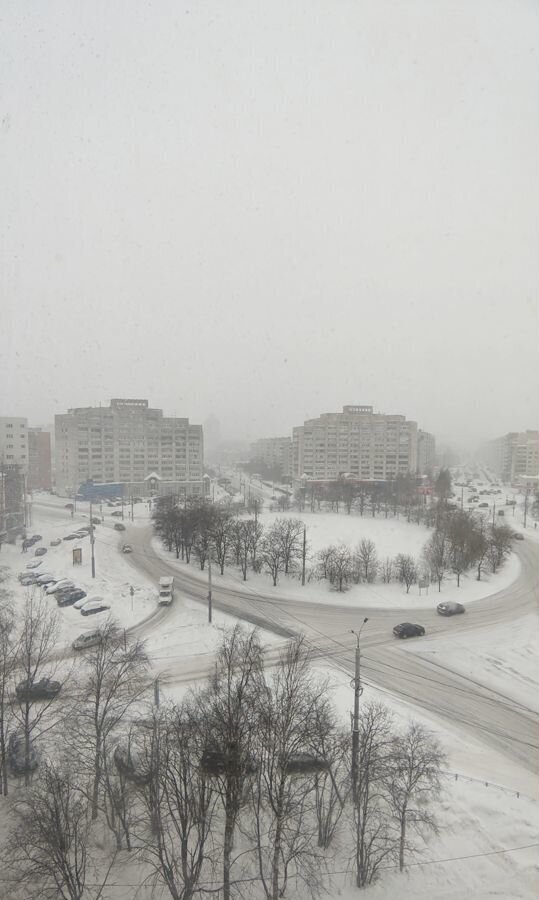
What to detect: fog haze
<box><xmin>2</xmin><ymin>0</ymin><xmax>538</xmax><ymax>447</ymax></box>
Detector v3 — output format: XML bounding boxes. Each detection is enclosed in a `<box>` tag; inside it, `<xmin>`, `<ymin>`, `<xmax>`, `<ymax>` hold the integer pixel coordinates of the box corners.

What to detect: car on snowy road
<box><xmin>34</xmin><ymin>547</ymin><xmax>48</xmax><ymax>556</ymax></box>
<box><xmin>57</xmin><ymin>589</ymin><xmax>87</xmax><ymax>607</ymax></box>
<box><xmin>50</xmin><ymin>538</ymin><xmax>62</xmax><ymax>546</ymax></box>
<box><xmin>72</xmin><ymin>630</ymin><xmax>104</xmax><ymax>651</ymax></box>
<box><xmin>113</xmin><ymin>523</ymin><xmax>126</xmax><ymax>531</ymax></box>
<box><xmin>26</xmin><ymin>560</ymin><xmax>43</xmax><ymax>569</ymax></box>
<box><xmin>392</xmin><ymin>623</ymin><xmax>426</xmax><ymax>639</ymax></box>
<box><xmin>15</xmin><ymin>677</ymin><xmax>62</xmax><ymax>702</ymax></box>
<box><xmin>437</xmin><ymin>601</ymin><xmax>465</xmax><ymax>616</ymax></box>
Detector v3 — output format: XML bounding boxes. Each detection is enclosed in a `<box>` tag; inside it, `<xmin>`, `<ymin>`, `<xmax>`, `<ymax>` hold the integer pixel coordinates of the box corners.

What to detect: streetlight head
<box><xmin>363</xmin><ymin>617</ymin><xmax>369</xmax><ymax>624</ymax></box>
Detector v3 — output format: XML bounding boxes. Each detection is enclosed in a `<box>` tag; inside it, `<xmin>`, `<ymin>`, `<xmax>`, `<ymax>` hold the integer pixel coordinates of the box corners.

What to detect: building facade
<box><xmin>292</xmin><ymin>405</ymin><xmax>418</xmax><ymax>483</ymax></box>
<box><xmin>482</xmin><ymin>431</ymin><xmax>539</xmax><ymax>483</ymax></box>
<box><xmin>0</xmin><ymin>417</ymin><xmax>28</xmax><ymax>472</ymax></box>
<box><xmin>55</xmin><ymin>399</ymin><xmax>204</xmax><ymax>498</ymax></box>
<box><xmin>28</xmin><ymin>427</ymin><xmax>52</xmax><ymax>491</ymax></box>
<box><xmin>250</xmin><ymin>436</ymin><xmax>292</xmax><ymax>476</ymax></box>
<box><xmin>417</xmin><ymin>430</ymin><xmax>436</xmax><ymax>476</ymax></box>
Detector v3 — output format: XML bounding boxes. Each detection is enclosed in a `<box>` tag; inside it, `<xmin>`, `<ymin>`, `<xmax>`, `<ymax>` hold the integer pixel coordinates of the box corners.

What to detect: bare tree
<box><xmin>251</xmin><ymin>637</ymin><xmax>332</xmax><ymax>900</ymax></box>
<box><xmin>275</xmin><ymin>517</ymin><xmax>304</xmax><ymax>575</ymax></box>
<box><xmin>75</xmin><ymin>621</ymin><xmax>149</xmax><ymax>820</ymax></box>
<box><xmin>487</xmin><ymin>522</ymin><xmax>514</xmax><ymax>573</ymax></box>
<box><xmin>195</xmin><ymin>626</ymin><xmax>263</xmax><ymax>900</ymax></box>
<box><xmin>394</xmin><ymin>554</ymin><xmax>418</xmax><ymax>594</ymax></box>
<box><xmin>211</xmin><ymin>509</ymin><xmax>233</xmax><ymax>575</ymax></box>
<box><xmin>0</xmin><ymin>594</ymin><xmax>16</xmax><ymax>796</ymax></box>
<box><xmin>139</xmin><ymin>703</ymin><xmax>218</xmax><ymax>900</ymax></box>
<box><xmin>388</xmin><ymin>722</ymin><xmax>446</xmax><ymax>871</ymax></box>
<box><xmin>6</xmin><ymin>761</ymin><xmax>95</xmax><ymax>900</ymax></box>
<box><xmin>313</xmin><ymin>729</ymin><xmax>349</xmax><ymax>849</ymax></box>
<box><xmin>353</xmin><ymin>702</ymin><xmax>396</xmax><ymax>887</ymax></box>
<box><xmin>469</xmin><ymin>519</ymin><xmax>489</xmax><ymax>581</ymax></box>
<box><xmin>380</xmin><ymin>556</ymin><xmax>394</xmax><ymax>584</ymax></box>
<box><xmin>422</xmin><ymin>531</ymin><xmax>449</xmax><ymax>592</ymax></box>
<box><xmin>12</xmin><ymin>592</ymin><xmax>60</xmax><ymax>784</ymax></box>
<box><xmin>355</xmin><ymin>539</ymin><xmax>379</xmax><ymax>583</ymax></box>
<box><xmin>327</xmin><ymin>544</ymin><xmax>353</xmax><ymax>593</ymax></box>
<box><xmin>261</xmin><ymin>528</ymin><xmax>285</xmax><ymax>586</ymax></box>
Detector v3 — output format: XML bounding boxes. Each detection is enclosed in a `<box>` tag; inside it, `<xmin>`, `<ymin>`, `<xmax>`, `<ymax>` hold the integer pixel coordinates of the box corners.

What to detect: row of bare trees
<box><xmin>153</xmin><ymin>498</ymin><xmax>307</xmax><ymax>586</ymax></box>
<box><xmin>422</xmin><ymin>511</ymin><xmax>515</xmax><ymax>590</ymax></box>
<box><xmin>1</xmin><ymin>613</ymin><xmax>446</xmax><ymax>900</ymax></box>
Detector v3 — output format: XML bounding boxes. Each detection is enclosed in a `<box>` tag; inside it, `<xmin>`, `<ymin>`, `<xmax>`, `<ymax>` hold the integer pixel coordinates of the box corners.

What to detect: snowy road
<box><xmin>123</xmin><ymin>522</ymin><xmax>539</xmax><ymax>774</ymax></box>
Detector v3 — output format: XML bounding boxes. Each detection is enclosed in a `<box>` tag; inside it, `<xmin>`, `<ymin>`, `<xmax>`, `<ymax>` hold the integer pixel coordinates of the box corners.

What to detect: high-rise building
<box><xmin>292</xmin><ymin>405</ymin><xmax>418</xmax><ymax>483</ymax></box>
<box><xmin>250</xmin><ymin>437</ymin><xmax>292</xmax><ymax>476</ymax></box>
<box><xmin>417</xmin><ymin>430</ymin><xmax>436</xmax><ymax>475</ymax></box>
<box><xmin>55</xmin><ymin>399</ymin><xmax>204</xmax><ymax>498</ymax></box>
<box><xmin>482</xmin><ymin>431</ymin><xmax>539</xmax><ymax>483</ymax></box>
<box><xmin>28</xmin><ymin>428</ymin><xmax>52</xmax><ymax>491</ymax></box>
<box><xmin>0</xmin><ymin>417</ymin><xmax>28</xmax><ymax>472</ymax></box>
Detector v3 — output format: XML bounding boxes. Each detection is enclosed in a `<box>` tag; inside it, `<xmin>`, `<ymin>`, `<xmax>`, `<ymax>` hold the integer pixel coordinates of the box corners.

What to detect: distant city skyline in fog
<box><xmin>2</xmin><ymin>1</ymin><xmax>538</xmax><ymax>451</ymax></box>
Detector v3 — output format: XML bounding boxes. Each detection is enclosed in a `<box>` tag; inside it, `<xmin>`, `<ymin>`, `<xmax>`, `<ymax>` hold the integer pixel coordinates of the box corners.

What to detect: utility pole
<box><xmin>130</xmin><ymin>496</ymin><xmax>134</xmax><ymax>521</ymax></box>
<box><xmin>89</xmin><ymin>499</ymin><xmax>96</xmax><ymax>578</ymax></box>
<box><xmin>350</xmin><ymin>618</ymin><xmax>368</xmax><ymax>805</ymax></box>
<box><xmin>492</xmin><ymin>502</ymin><xmax>496</xmax><ymax>526</ymax></box>
<box><xmin>301</xmin><ymin>526</ymin><xmax>307</xmax><ymax>586</ymax></box>
<box><xmin>207</xmin><ymin>549</ymin><xmax>213</xmax><ymax>624</ymax></box>
<box><xmin>154</xmin><ymin>676</ymin><xmax>160</xmax><ymax>707</ymax></box>
<box><xmin>121</xmin><ymin>495</ymin><xmax>124</xmax><ymax>520</ymax></box>
<box><xmin>460</xmin><ymin>487</ymin><xmax>464</xmax><ymax>511</ymax></box>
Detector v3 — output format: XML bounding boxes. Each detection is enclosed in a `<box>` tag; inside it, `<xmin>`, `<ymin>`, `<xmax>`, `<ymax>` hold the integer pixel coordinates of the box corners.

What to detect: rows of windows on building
<box><xmin>249</xmin><ymin>406</ymin><xmax>436</xmax><ymax>486</ymax></box>
<box><xmin>54</xmin><ymin>399</ymin><xmax>204</xmax><ymax>498</ymax></box>
<box><xmin>480</xmin><ymin>431</ymin><xmax>539</xmax><ymax>488</ymax></box>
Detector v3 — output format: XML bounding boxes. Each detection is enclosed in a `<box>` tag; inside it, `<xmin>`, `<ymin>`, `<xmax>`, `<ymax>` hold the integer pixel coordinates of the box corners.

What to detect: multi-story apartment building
<box><xmin>55</xmin><ymin>398</ymin><xmax>204</xmax><ymax>498</ymax></box>
<box><xmin>482</xmin><ymin>431</ymin><xmax>539</xmax><ymax>483</ymax></box>
<box><xmin>417</xmin><ymin>430</ymin><xmax>436</xmax><ymax>476</ymax></box>
<box><xmin>28</xmin><ymin>427</ymin><xmax>52</xmax><ymax>491</ymax></box>
<box><xmin>250</xmin><ymin>437</ymin><xmax>292</xmax><ymax>477</ymax></box>
<box><xmin>0</xmin><ymin>417</ymin><xmax>28</xmax><ymax>472</ymax></box>
<box><xmin>292</xmin><ymin>405</ymin><xmax>418</xmax><ymax>483</ymax></box>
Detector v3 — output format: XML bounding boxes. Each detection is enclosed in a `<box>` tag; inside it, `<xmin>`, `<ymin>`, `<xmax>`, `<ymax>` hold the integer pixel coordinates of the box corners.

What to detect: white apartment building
<box><xmin>0</xmin><ymin>417</ymin><xmax>28</xmax><ymax>472</ymax></box>
<box><xmin>292</xmin><ymin>405</ymin><xmax>418</xmax><ymax>483</ymax></box>
<box><xmin>250</xmin><ymin>436</ymin><xmax>292</xmax><ymax>476</ymax></box>
<box><xmin>417</xmin><ymin>430</ymin><xmax>436</xmax><ymax>475</ymax></box>
<box><xmin>482</xmin><ymin>431</ymin><xmax>539</xmax><ymax>483</ymax></box>
<box><xmin>55</xmin><ymin>399</ymin><xmax>204</xmax><ymax>497</ymax></box>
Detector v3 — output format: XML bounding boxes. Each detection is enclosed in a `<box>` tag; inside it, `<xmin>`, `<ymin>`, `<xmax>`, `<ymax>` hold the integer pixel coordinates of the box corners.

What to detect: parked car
<box><xmin>8</xmin><ymin>730</ymin><xmax>39</xmax><ymax>775</ymax></box>
<box><xmin>15</xmin><ymin>677</ymin><xmax>61</xmax><ymax>701</ymax></box>
<box><xmin>50</xmin><ymin>538</ymin><xmax>62</xmax><ymax>547</ymax></box>
<box><xmin>64</xmin><ymin>503</ymin><xmax>74</xmax><ymax>509</ymax></box>
<box><xmin>25</xmin><ymin>559</ymin><xmax>43</xmax><ymax>569</ymax></box>
<box><xmin>19</xmin><ymin>573</ymin><xmax>38</xmax><ymax>586</ymax></box>
<box><xmin>437</xmin><ymin>601</ymin><xmax>465</xmax><ymax>616</ymax></box>
<box><xmin>35</xmin><ymin>573</ymin><xmax>56</xmax><ymax>586</ymax></box>
<box><xmin>111</xmin><ymin>510</ymin><xmax>123</xmax><ymax>518</ymax></box>
<box><xmin>81</xmin><ymin>599</ymin><xmax>111</xmax><ymax>616</ymax></box>
<box><xmin>63</xmin><ymin>533</ymin><xmax>79</xmax><ymax>541</ymax></box>
<box><xmin>513</xmin><ymin>533</ymin><xmax>525</xmax><ymax>541</ymax></box>
<box><xmin>497</xmin><ymin>510</ymin><xmax>505</xmax><ymax>516</ymax></box>
<box><xmin>31</xmin><ymin>535</ymin><xmax>43</xmax><ymax>542</ymax></box>
<box><xmin>72</xmin><ymin>630</ymin><xmax>103</xmax><ymax>651</ymax></box>
<box><xmin>46</xmin><ymin>579</ymin><xmax>75</xmax><ymax>595</ymax></box>
<box><xmin>91</xmin><ymin>517</ymin><xmax>101</xmax><ymax>525</ymax></box>
<box><xmin>58</xmin><ymin>589</ymin><xmax>87</xmax><ymax>607</ymax></box>
<box><xmin>393</xmin><ymin>623</ymin><xmax>426</xmax><ymax>639</ymax></box>
<box><xmin>122</xmin><ymin>544</ymin><xmax>133</xmax><ymax>554</ymax></box>
<box><xmin>478</xmin><ymin>503</ymin><xmax>488</xmax><ymax>508</ymax></box>
<box><xmin>34</xmin><ymin>547</ymin><xmax>48</xmax><ymax>556</ymax></box>
<box><xmin>113</xmin><ymin>523</ymin><xmax>126</xmax><ymax>531</ymax></box>
<box><xmin>74</xmin><ymin>593</ymin><xmax>102</xmax><ymax>610</ymax></box>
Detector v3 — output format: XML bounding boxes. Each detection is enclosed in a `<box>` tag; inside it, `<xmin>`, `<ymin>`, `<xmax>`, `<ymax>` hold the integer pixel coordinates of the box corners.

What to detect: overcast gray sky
<box><xmin>2</xmin><ymin>0</ymin><xmax>538</xmax><ymax>449</ymax></box>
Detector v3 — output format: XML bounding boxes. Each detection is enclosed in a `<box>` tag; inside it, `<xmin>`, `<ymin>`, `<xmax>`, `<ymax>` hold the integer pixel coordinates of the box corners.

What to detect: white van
<box><xmin>158</xmin><ymin>576</ymin><xmax>174</xmax><ymax>606</ymax></box>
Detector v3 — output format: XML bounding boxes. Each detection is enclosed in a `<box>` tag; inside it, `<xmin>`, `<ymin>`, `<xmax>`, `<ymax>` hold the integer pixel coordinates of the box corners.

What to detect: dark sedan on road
<box><xmin>437</xmin><ymin>601</ymin><xmax>465</xmax><ymax>616</ymax></box>
<box><xmin>34</xmin><ymin>547</ymin><xmax>48</xmax><ymax>556</ymax></box>
<box><xmin>113</xmin><ymin>523</ymin><xmax>126</xmax><ymax>531</ymax></box>
<box><xmin>15</xmin><ymin>677</ymin><xmax>62</xmax><ymax>702</ymax></box>
<box><xmin>393</xmin><ymin>623</ymin><xmax>426</xmax><ymax>639</ymax></box>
